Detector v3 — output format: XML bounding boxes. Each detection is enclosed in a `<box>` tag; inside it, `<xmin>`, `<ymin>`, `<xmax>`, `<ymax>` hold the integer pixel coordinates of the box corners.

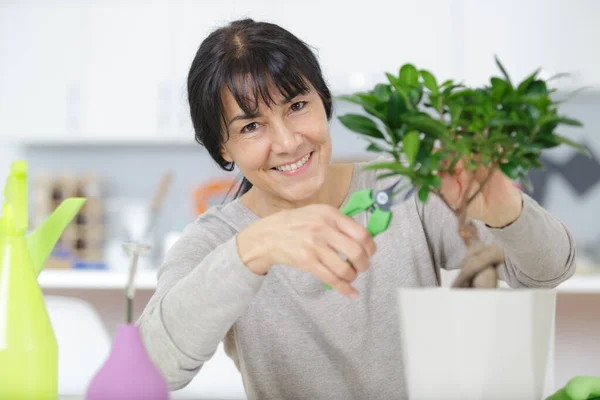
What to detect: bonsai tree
<box><xmin>338</xmin><ymin>57</ymin><xmax>588</xmax><ymax>288</ymax></box>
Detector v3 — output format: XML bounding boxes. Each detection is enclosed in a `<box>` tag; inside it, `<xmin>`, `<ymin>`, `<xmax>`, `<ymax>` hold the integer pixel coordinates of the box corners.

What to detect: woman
<box><xmin>139</xmin><ymin>18</ymin><xmax>576</xmax><ymax>399</ymax></box>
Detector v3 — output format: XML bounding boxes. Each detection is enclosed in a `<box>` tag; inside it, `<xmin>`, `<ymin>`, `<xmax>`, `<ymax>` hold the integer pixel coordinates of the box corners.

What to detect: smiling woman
<box><xmin>137</xmin><ymin>18</ymin><xmax>576</xmax><ymax>400</ymax></box>
<box><xmin>186</xmin><ymin>19</ymin><xmax>335</xmax><ymax>208</ymax></box>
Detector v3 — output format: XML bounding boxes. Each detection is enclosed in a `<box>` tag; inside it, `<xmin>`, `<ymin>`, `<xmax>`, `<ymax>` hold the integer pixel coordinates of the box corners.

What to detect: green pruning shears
<box><xmin>546</xmin><ymin>377</ymin><xmax>600</xmax><ymax>400</ymax></box>
<box><xmin>323</xmin><ymin>178</ymin><xmax>403</xmax><ymax>290</ymax></box>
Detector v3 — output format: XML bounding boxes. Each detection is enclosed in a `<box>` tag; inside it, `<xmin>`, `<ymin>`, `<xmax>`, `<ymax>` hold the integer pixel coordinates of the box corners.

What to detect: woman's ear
<box><xmin>220</xmin><ymin>146</ymin><xmax>233</xmax><ymax>163</ymax></box>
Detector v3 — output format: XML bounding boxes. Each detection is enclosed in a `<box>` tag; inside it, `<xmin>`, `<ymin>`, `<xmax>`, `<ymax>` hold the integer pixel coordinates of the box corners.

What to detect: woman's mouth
<box><xmin>272</xmin><ymin>151</ymin><xmax>314</xmax><ymax>176</ymax></box>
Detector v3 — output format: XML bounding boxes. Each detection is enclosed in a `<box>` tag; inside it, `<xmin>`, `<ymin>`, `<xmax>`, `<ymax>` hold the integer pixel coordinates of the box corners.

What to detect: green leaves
<box><xmin>403</xmin><ymin>131</ymin><xmax>421</xmax><ymax>165</ymax></box>
<box><xmin>387</xmin><ymin>91</ymin><xmax>407</xmax><ymax>129</ymax></box>
<box><xmin>400</xmin><ymin>64</ymin><xmax>419</xmax><ymax>86</ymax></box>
<box><xmin>418</xmin><ymin>186</ymin><xmax>430</xmax><ymax>202</ymax></box>
<box><xmin>402</xmin><ymin>114</ymin><xmax>449</xmax><ymax>138</ymax></box>
<box><xmin>338</xmin><ymin>114</ymin><xmax>384</xmax><ymax>139</ymax></box>
<box><xmin>552</xmin><ymin>134</ymin><xmax>590</xmax><ymax>156</ymax></box>
<box><xmin>419</xmin><ymin>70</ymin><xmax>438</xmax><ymax>94</ymax></box>
<box><xmin>337</xmin><ymin>56</ymin><xmax>587</xmax><ymax>208</ymax></box>
<box><xmin>490</xmin><ymin>77</ymin><xmax>510</xmax><ymax>101</ymax></box>
<box><xmin>495</xmin><ymin>55</ymin><xmax>512</xmax><ymax>86</ymax></box>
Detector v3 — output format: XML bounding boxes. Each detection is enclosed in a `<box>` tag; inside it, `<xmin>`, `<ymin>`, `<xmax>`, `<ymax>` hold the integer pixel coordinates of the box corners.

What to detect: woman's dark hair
<box><xmin>187</xmin><ymin>18</ymin><xmax>333</xmax><ymax>199</ymax></box>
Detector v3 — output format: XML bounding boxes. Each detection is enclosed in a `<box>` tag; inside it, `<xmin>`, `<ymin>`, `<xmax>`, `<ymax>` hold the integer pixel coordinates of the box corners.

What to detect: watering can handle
<box><xmin>4</xmin><ymin>161</ymin><xmax>28</xmax><ymax>233</ymax></box>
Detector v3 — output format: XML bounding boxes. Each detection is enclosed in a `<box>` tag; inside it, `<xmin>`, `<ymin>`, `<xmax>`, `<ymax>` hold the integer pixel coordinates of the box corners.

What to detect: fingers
<box><xmin>472</xmin><ymin>266</ymin><xmax>498</xmax><ymax>288</ymax></box>
<box><xmin>312</xmin><ymin>260</ymin><xmax>359</xmax><ymax>299</ymax></box>
<box><xmin>329</xmin><ymin>210</ymin><xmax>377</xmax><ymax>258</ymax></box>
<box><xmin>452</xmin><ymin>244</ymin><xmax>504</xmax><ymax>288</ymax></box>
<box><xmin>324</xmin><ymin>227</ymin><xmax>370</xmax><ymax>273</ymax></box>
<box><xmin>316</xmin><ymin>241</ymin><xmax>358</xmax><ymax>283</ymax></box>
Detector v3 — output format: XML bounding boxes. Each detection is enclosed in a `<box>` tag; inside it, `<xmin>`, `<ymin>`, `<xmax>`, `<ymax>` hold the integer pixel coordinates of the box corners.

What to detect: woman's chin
<box><xmin>274</xmin><ymin>169</ymin><xmax>328</xmax><ymax>204</ymax></box>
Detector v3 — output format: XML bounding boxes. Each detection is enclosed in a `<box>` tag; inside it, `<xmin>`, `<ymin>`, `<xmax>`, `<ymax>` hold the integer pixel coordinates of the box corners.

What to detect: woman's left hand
<box><xmin>439</xmin><ymin>159</ymin><xmax>523</xmax><ymax>228</ymax></box>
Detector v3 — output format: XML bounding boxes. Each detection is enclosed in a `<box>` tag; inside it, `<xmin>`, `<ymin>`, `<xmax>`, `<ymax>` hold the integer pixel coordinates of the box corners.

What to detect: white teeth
<box><xmin>276</xmin><ymin>153</ymin><xmax>311</xmax><ymax>172</ymax></box>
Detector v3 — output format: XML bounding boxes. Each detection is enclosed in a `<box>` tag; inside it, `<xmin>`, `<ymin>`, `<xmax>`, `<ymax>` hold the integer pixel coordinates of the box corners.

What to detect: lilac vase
<box><xmin>86</xmin><ymin>324</ymin><xmax>170</xmax><ymax>400</ymax></box>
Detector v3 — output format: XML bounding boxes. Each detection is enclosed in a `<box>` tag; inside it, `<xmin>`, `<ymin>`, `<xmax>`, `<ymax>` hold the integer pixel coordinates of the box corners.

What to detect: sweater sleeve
<box><xmin>417</xmin><ymin>191</ymin><xmax>577</xmax><ymax>288</ymax></box>
<box><xmin>137</xmin><ymin>214</ymin><xmax>266</xmax><ymax>390</ymax></box>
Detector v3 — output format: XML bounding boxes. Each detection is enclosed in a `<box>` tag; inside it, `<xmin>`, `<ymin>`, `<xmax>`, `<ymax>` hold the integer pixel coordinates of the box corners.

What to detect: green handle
<box><xmin>546</xmin><ymin>377</ymin><xmax>600</xmax><ymax>400</ymax></box>
<box><xmin>323</xmin><ymin>190</ymin><xmax>393</xmax><ymax>291</ymax></box>
<box><xmin>340</xmin><ymin>189</ymin><xmax>374</xmax><ymax>216</ymax></box>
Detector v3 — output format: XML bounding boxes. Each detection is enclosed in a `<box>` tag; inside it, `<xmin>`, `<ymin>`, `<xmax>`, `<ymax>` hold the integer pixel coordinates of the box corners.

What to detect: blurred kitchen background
<box><xmin>1</xmin><ymin>0</ymin><xmax>600</xmax><ymax>398</ymax></box>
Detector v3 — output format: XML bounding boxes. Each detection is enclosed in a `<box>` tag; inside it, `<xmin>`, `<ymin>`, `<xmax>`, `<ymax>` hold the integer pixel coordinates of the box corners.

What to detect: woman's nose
<box><xmin>270</xmin><ymin>121</ymin><xmax>302</xmax><ymax>154</ymax></box>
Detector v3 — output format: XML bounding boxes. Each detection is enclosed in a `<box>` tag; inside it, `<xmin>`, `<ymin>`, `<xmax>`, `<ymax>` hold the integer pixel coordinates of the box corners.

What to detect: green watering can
<box><xmin>546</xmin><ymin>377</ymin><xmax>600</xmax><ymax>400</ymax></box>
<box><xmin>0</xmin><ymin>160</ymin><xmax>86</xmax><ymax>399</ymax></box>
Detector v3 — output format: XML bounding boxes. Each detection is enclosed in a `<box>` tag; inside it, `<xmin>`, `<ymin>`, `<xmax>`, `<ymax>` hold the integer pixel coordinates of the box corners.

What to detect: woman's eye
<box><xmin>241</xmin><ymin>122</ymin><xmax>258</xmax><ymax>133</ymax></box>
<box><xmin>290</xmin><ymin>101</ymin><xmax>307</xmax><ymax>112</ymax></box>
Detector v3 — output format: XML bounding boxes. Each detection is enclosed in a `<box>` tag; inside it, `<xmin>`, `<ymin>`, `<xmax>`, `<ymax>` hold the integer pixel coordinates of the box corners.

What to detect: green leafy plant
<box><xmin>338</xmin><ymin>57</ymin><xmax>587</xmax><ymax>288</ymax></box>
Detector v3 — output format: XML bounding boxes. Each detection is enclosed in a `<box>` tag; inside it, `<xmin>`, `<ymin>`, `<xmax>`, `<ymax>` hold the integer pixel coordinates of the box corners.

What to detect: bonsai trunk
<box><xmin>440</xmin><ymin>167</ymin><xmax>505</xmax><ymax>289</ymax></box>
<box><xmin>451</xmin><ymin>209</ymin><xmax>503</xmax><ymax>288</ymax></box>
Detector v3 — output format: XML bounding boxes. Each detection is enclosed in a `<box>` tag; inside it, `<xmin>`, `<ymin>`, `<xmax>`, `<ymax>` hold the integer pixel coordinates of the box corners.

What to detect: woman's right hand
<box><xmin>236</xmin><ymin>204</ymin><xmax>377</xmax><ymax>298</ymax></box>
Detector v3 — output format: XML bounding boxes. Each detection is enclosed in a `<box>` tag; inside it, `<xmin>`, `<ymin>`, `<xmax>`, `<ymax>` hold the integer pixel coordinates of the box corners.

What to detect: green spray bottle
<box><xmin>0</xmin><ymin>160</ymin><xmax>86</xmax><ymax>399</ymax></box>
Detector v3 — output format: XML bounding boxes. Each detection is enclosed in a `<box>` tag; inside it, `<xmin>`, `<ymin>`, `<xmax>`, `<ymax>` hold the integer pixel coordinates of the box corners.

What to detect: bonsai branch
<box><xmin>465</xmin><ymin>164</ymin><xmax>498</xmax><ymax>207</ymax></box>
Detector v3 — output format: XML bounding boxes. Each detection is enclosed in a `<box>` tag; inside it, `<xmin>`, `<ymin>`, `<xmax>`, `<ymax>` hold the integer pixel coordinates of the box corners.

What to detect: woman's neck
<box><xmin>240</xmin><ymin>163</ymin><xmax>354</xmax><ymax>218</ymax></box>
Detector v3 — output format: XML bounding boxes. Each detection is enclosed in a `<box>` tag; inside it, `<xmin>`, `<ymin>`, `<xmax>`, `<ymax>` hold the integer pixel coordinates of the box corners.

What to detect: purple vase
<box><xmin>86</xmin><ymin>323</ymin><xmax>170</xmax><ymax>400</ymax></box>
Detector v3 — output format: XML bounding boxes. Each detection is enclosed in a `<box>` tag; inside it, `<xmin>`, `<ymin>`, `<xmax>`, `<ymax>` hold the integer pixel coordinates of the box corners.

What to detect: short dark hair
<box><xmin>187</xmin><ymin>18</ymin><xmax>333</xmax><ymax>198</ymax></box>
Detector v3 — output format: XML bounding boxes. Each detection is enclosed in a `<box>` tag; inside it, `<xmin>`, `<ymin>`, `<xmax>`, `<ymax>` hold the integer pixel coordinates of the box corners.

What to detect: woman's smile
<box><xmin>271</xmin><ymin>151</ymin><xmax>315</xmax><ymax>177</ymax></box>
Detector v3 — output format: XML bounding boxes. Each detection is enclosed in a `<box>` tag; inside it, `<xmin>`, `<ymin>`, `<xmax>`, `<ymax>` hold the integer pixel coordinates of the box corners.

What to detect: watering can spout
<box><xmin>27</xmin><ymin>197</ymin><xmax>87</xmax><ymax>276</ymax></box>
<box><xmin>0</xmin><ymin>160</ymin><xmax>86</xmax><ymax>276</ymax></box>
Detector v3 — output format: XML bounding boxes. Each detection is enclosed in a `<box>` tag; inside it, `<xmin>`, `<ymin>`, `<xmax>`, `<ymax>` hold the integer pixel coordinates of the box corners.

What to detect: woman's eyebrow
<box><xmin>228</xmin><ymin>112</ymin><xmax>258</xmax><ymax>128</ymax></box>
<box><xmin>226</xmin><ymin>95</ymin><xmax>305</xmax><ymax>127</ymax></box>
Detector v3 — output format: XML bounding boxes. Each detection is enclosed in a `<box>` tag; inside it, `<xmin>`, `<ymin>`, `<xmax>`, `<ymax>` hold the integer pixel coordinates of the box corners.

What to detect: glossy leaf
<box><xmin>420</xmin><ymin>70</ymin><xmax>438</xmax><ymax>94</ymax></box>
<box><xmin>363</xmin><ymin>161</ymin><xmax>412</xmax><ymax>175</ymax></box>
<box><xmin>490</xmin><ymin>77</ymin><xmax>510</xmax><ymax>101</ymax></box>
<box><xmin>403</xmin><ymin>131</ymin><xmax>421</xmax><ymax>165</ymax></box>
<box><xmin>366</xmin><ymin>143</ymin><xmax>385</xmax><ymax>153</ymax></box>
<box><xmin>499</xmin><ymin>160</ymin><xmax>522</xmax><ymax>179</ymax></box>
<box><xmin>339</xmin><ymin>114</ymin><xmax>385</xmax><ymax>139</ymax></box>
<box><xmin>516</xmin><ymin>68</ymin><xmax>541</xmax><ymax>94</ymax></box>
<box><xmin>385</xmin><ymin>72</ymin><xmax>401</xmax><ymax>87</ymax></box>
<box><xmin>408</xmin><ymin>85</ymin><xmax>424</xmax><ymax>106</ymax></box>
<box><xmin>553</xmin><ymin>134</ymin><xmax>591</xmax><ymax>156</ymax></box>
<box><xmin>418</xmin><ymin>185</ymin><xmax>430</xmax><ymax>202</ymax></box>
<box><xmin>374</xmin><ymin>84</ymin><xmax>392</xmax><ymax>102</ymax></box>
<box><xmin>387</xmin><ymin>91</ymin><xmax>407</xmax><ymax>129</ymax></box>
<box><xmin>402</xmin><ymin>114</ymin><xmax>449</xmax><ymax>138</ymax></box>
<box><xmin>556</xmin><ymin>117</ymin><xmax>583</xmax><ymax>127</ymax></box>
<box><xmin>337</xmin><ymin>95</ymin><xmax>384</xmax><ymax>120</ymax></box>
<box><xmin>525</xmin><ymin>80</ymin><xmax>548</xmax><ymax>96</ymax></box>
<box><xmin>494</xmin><ymin>55</ymin><xmax>512</xmax><ymax>86</ymax></box>
<box><xmin>400</xmin><ymin>64</ymin><xmax>419</xmax><ymax>86</ymax></box>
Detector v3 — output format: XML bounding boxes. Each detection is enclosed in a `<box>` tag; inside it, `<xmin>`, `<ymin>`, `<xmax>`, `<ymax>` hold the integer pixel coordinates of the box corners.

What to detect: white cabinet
<box><xmin>78</xmin><ymin>2</ymin><xmax>173</xmax><ymax>140</ymax></box>
<box><xmin>173</xmin><ymin>0</ymin><xmax>462</xmax><ymax>97</ymax></box>
<box><xmin>170</xmin><ymin>0</ymin><xmax>286</xmax><ymax>138</ymax></box>
<box><xmin>460</xmin><ymin>0</ymin><xmax>600</xmax><ymax>90</ymax></box>
<box><xmin>275</xmin><ymin>0</ymin><xmax>462</xmax><ymax>94</ymax></box>
<box><xmin>3</xmin><ymin>0</ymin><xmax>598</xmax><ymax>144</ymax></box>
<box><xmin>0</xmin><ymin>3</ymin><xmax>83</xmax><ymax>139</ymax></box>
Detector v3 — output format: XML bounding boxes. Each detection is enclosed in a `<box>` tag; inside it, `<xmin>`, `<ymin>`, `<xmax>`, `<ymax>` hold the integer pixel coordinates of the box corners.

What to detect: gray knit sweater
<box><xmin>138</xmin><ymin>160</ymin><xmax>576</xmax><ymax>400</ymax></box>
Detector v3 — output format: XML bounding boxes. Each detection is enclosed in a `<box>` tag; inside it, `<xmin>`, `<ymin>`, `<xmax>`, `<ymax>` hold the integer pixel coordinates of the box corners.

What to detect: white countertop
<box><xmin>38</xmin><ymin>268</ymin><xmax>600</xmax><ymax>293</ymax></box>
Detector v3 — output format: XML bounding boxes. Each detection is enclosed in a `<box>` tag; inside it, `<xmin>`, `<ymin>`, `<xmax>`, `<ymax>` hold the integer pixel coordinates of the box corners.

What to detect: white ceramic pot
<box><xmin>397</xmin><ymin>287</ymin><xmax>556</xmax><ymax>400</ymax></box>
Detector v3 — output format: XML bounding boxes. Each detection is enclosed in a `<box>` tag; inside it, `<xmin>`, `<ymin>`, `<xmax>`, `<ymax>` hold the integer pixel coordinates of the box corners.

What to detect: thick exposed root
<box><xmin>451</xmin><ymin>242</ymin><xmax>504</xmax><ymax>288</ymax></box>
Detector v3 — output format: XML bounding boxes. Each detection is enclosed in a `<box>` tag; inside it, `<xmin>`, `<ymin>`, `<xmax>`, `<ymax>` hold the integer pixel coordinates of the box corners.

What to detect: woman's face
<box><xmin>220</xmin><ymin>82</ymin><xmax>332</xmax><ymax>205</ymax></box>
